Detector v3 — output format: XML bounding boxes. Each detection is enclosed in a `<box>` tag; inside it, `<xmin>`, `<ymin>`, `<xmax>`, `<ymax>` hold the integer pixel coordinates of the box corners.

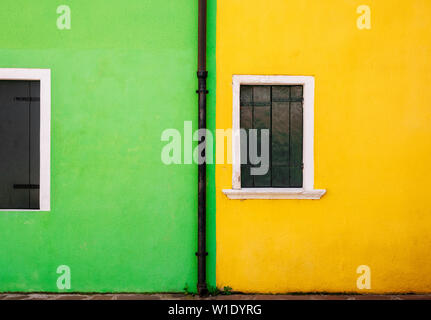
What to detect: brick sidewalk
<box><xmin>1</xmin><ymin>293</ymin><xmax>431</xmax><ymax>300</ymax></box>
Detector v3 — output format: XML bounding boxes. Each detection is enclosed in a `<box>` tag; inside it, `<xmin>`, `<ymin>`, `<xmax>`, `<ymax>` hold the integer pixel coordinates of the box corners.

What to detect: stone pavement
<box><xmin>1</xmin><ymin>293</ymin><xmax>431</xmax><ymax>300</ymax></box>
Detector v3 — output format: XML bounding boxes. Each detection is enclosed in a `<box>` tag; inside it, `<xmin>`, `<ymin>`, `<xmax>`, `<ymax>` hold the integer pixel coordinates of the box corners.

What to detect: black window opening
<box><xmin>240</xmin><ymin>85</ymin><xmax>303</xmax><ymax>188</ymax></box>
<box><xmin>0</xmin><ymin>80</ymin><xmax>40</xmax><ymax>209</ymax></box>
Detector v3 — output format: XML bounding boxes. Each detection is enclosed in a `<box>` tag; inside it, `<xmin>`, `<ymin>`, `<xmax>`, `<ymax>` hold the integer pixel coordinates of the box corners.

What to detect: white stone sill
<box><xmin>222</xmin><ymin>188</ymin><xmax>326</xmax><ymax>200</ymax></box>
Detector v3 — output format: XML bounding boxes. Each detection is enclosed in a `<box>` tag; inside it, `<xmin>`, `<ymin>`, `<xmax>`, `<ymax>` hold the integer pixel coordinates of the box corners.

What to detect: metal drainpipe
<box><xmin>196</xmin><ymin>0</ymin><xmax>208</xmax><ymax>296</ymax></box>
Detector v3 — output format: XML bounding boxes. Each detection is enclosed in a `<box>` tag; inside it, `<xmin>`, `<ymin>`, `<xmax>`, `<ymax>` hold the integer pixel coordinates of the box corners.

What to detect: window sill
<box><xmin>222</xmin><ymin>188</ymin><xmax>326</xmax><ymax>200</ymax></box>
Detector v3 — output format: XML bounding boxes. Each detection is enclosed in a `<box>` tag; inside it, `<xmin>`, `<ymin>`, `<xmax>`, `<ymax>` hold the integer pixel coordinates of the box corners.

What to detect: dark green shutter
<box><xmin>0</xmin><ymin>80</ymin><xmax>40</xmax><ymax>209</ymax></box>
<box><xmin>240</xmin><ymin>86</ymin><xmax>253</xmax><ymax>187</ymax></box>
<box><xmin>240</xmin><ymin>84</ymin><xmax>303</xmax><ymax>188</ymax></box>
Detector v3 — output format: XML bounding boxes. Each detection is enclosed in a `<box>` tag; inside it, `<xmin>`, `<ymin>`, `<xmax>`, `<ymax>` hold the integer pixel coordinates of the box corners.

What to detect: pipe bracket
<box><xmin>197</xmin><ymin>71</ymin><xmax>209</xmax><ymax>94</ymax></box>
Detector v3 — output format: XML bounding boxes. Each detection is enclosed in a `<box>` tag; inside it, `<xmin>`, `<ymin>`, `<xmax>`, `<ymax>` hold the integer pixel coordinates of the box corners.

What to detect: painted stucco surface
<box><xmin>216</xmin><ymin>0</ymin><xmax>431</xmax><ymax>293</ymax></box>
<box><xmin>0</xmin><ymin>0</ymin><xmax>216</xmax><ymax>292</ymax></box>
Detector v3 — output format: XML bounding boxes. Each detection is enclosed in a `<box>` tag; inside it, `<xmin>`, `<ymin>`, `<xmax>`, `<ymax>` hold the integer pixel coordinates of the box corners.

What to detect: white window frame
<box><xmin>222</xmin><ymin>75</ymin><xmax>325</xmax><ymax>200</ymax></box>
<box><xmin>0</xmin><ymin>68</ymin><xmax>51</xmax><ymax>211</ymax></box>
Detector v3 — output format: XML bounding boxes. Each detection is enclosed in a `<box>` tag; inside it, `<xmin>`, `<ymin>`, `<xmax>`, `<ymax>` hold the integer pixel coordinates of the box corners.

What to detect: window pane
<box><xmin>240</xmin><ymin>106</ymin><xmax>253</xmax><ymax>129</ymax></box>
<box><xmin>253</xmin><ymin>86</ymin><xmax>270</xmax><ymax>104</ymax></box>
<box><xmin>272</xmin><ymin>86</ymin><xmax>290</xmax><ymax>101</ymax></box>
<box><xmin>253</xmin><ymin>106</ymin><xmax>270</xmax><ymax>129</ymax></box>
<box><xmin>240</xmin><ymin>85</ymin><xmax>253</xmax><ymax>105</ymax></box>
<box><xmin>291</xmin><ymin>85</ymin><xmax>303</xmax><ymax>100</ymax></box>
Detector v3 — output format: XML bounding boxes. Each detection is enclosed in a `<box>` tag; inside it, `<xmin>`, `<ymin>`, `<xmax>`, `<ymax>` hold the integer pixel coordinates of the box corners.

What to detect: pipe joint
<box><xmin>196</xmin><ymin>71</ymin><xmax>209</xmax><ymax>94</ymax></box>
<box><xmin>197</xmin><ymin>71</ymin><xmax>208</xmax><ymax>79</ymax></box>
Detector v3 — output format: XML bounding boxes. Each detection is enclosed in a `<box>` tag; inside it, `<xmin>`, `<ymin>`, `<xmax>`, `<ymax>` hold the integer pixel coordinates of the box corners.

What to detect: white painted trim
<box><xmin>222</xmin><ymin>188</ymin><xmax>326</xmax><ymax>200</ymax></box>
<box><xmin>230</xmin><ymin>75</ymin><xmax>325</xmax><ymax>199</ymax></box>
<box><xmin>0</xmin><ymin>68</ymin><xmax>51</xmax><ymax>211</ymax></box>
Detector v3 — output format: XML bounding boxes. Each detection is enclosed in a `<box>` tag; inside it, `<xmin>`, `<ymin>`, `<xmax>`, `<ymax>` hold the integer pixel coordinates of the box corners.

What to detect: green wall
<box><xmin>0</xmin><ymin>0</ymin><xmax>216</xmax><ymax>293</ymax></box>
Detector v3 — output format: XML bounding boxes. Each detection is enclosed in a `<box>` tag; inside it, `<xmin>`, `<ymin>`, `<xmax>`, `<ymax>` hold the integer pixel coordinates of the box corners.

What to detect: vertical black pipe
<box><xmin>196</xmin><ymin>0</ymin><xmax>208</xmax><ymax>296</ymax></box>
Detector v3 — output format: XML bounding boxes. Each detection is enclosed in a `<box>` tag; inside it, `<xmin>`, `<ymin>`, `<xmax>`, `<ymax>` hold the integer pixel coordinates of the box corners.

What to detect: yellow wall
<box><xmin>216</xmin><ymin>0</ymin><xmax>431</xmax><ymax>293</ymax></box>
